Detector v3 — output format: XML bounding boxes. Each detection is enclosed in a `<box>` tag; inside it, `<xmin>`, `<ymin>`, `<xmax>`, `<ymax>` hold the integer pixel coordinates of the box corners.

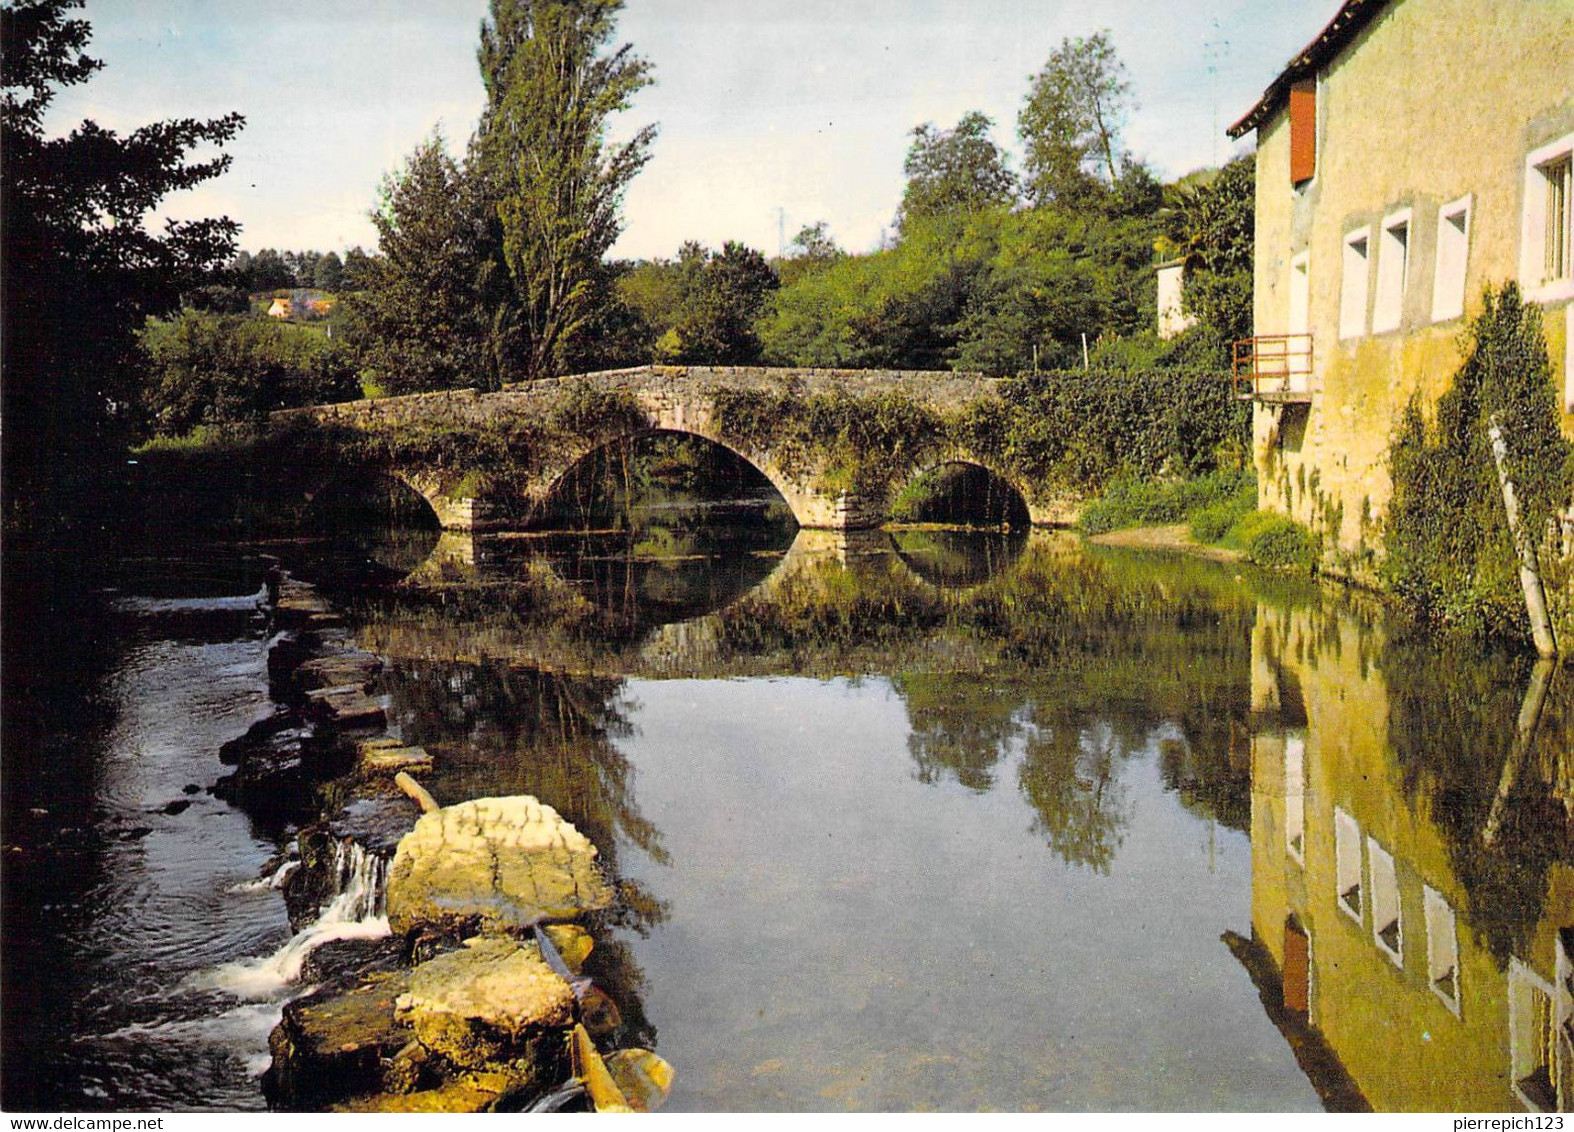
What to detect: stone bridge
<box><xmin>273</xmin><ymin>365</ymin><xmax>1074</xmax><ymax>530</ymax></box>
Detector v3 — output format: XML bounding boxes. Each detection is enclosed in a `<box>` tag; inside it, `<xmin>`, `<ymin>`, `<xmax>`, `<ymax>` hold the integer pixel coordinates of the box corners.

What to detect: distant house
<box><xmin>266</xmin><ymin>297</ymin><xmax>292</xmax><ymax>320</ymax></box>
<box><xmin>1227</xmin><ymin>0</ymin><xmax>1572</xmax><ymax>557</ymax></box>
<box><xmin>1155</xmin><ymin>259</ymin><xmax>1195</xmax><ymax>340</ymax></box>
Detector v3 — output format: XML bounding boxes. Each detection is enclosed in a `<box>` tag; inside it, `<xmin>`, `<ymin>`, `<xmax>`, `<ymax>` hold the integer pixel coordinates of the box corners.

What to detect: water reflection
<box><xmin>889</xmin><ymin>527</ymin><xmax>1028</xmax><ymax>588</ymax></box>
<box><xmin>1244</xmin><ymin>600</ymin><xmax>1574</xmax><ymax>1111</ymax></box>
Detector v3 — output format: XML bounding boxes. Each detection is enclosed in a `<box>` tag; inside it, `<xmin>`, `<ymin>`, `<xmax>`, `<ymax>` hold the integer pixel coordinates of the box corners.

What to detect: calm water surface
<box><xmin>3</xmin><ymin>519</ymin><xmax>1570</xmax><ymax>1112</ymax></box>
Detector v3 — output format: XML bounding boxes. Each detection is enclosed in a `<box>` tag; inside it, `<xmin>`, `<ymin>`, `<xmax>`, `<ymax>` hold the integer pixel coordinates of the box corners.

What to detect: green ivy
<box><xmin>1382</xmin><ymin>284</ymin><xmax>1573</xmax><ymax>642</ymax></box>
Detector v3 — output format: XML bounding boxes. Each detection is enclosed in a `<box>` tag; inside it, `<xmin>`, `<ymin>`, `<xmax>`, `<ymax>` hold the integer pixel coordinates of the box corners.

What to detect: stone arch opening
<box><xmin>530</xmin><ymin>430</ymin><xmax>798</xmax><ymax>633</ymax></box>
<box><xmin>297</xmin><ymin>469</ymin><xmax>443</xmax><ymax>583</ymax></box>
<box><xmin>889</xmin><ymin>461</ymin><xmax>1031</xmax><ymax>530</ymax></box>
<box><xmin>535</xmin><ymin>429</ymin><xmax>799</xmax><ymax>535</ymax></box>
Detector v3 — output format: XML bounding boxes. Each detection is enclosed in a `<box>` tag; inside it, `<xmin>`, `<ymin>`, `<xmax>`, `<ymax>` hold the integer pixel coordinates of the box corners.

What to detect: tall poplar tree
<box><xmin>473</xmin><ymin>0</ymin><xmax>655</xmax><ymax>380</ymax></box>
<box><xmin>1018</xmin><ymin>30</ymin><xmax>1135</xmax><ymax>207</ymax></box>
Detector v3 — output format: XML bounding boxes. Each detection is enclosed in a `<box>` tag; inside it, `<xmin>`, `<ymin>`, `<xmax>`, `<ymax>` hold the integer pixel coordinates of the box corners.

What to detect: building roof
<box><xmin>1227</xmin><ymin>0</ymin><xmax>1390</xmax><ymax>139</ymax></box>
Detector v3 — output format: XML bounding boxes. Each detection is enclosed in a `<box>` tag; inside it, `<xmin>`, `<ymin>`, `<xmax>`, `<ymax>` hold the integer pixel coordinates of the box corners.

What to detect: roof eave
<box><xmin>1226</xmin><ymin>0</ymin><xmax>1389</xmax><ymax>139</ymax></box>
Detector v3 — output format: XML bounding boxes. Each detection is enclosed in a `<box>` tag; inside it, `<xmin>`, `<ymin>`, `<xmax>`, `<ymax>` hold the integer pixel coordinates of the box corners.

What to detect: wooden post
<box><xmin>1488</xmin><ymin>416</ymin><xmax>1560</xmax><ymax>658</ymax></box>
<box><xmin>1482</xmin><ymin>657</ymin><xmax>1556</xmax><ymax>847</ymax></box>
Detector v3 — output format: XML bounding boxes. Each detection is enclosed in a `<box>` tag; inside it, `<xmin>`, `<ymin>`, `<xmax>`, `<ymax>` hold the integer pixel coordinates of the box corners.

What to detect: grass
<box><xmin>1079</xmin><ymin>469</ymin><xmax>1255</xmax><ymax>536</ymax></box>
<box><xmin>1080</xmin><ymin>468</ymin><xmax>1320</xmax><ymax>572</ymax></box>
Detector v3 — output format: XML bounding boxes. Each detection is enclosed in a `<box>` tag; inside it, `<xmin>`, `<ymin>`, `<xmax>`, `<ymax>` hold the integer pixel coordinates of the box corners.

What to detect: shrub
<box><xmin>1381</xmin><ymin>284</ymin><xmax>1573</xmax><ymax>640</ymax></box>
<box><xmin>1230</xmin><ymin>511</ymin><xmax>1319</xmax><ymax>571</ymax></box>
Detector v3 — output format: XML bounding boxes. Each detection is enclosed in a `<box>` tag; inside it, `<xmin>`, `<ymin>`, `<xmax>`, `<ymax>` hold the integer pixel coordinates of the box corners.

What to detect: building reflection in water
<box><xmin>1241</xmin><ymin>601</ymin><xmax>1573</xmax><ymax>1112</ymax></box>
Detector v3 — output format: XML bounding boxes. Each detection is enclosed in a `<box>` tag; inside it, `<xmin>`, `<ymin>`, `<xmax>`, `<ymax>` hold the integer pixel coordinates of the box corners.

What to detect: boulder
<box><xmin>386</xmin><ymin>796</ymin><xmax>612</xmax><ymax>936</ymax></box>
<box><xmin>264</xmin><ymin>969</ymin><xmax>414</xmax><ymax>1111</ymax></box>
<box><xmin>394</xmin><ymin>936</ymin><xmax>574</xmax><ymax>1078</ymax></box>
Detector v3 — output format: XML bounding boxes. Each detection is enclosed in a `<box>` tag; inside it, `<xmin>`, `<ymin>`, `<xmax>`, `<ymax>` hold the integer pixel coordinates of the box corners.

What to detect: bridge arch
<box><xmin>527</xmin><ymin>427</ymin><xmax>812</xmax><ymax>531</ymax></box>
<box><xmin>887</xmin><ymin>457</ymin><xmax>1033</xmax><ymax>530</ymax></box>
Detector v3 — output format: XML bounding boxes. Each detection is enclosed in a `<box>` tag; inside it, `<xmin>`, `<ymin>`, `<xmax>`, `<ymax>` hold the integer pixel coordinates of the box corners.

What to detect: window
<box><xmin>1424</xmin><ymin>885</ymin><xmax>1460</xmax><ymax>1014</ymax></box>
<box><xmin>1367</xmin><ymin>838</ymin><xmax>1402</xmax><ymax>965</ymax></box>
<box><xmin>1432</xmin><ymin>197</ymin><xmax>1471</xmax><ymax>323</ymax></box>
<box><xmin>1372</xmin><ymin>210</ymin><xmax>1411</xmax><ymax>333</ymax></box>
<box><xmin>1289</xmin><ymin>79</ymin><xmax>1316</xmax><ymax>185</ymax></box>
<box><xmin>1284</xmin><ymin>734</ymin><xmax>1305</xmax><ymax>863</ymax></box>
<box><xmin>1289</xmin><ymin>252</ymin><xmax>1311</xmax><ymax>334</ymax></box>
<box><xmin>1335</xmin><ymin>807</ymin><xmax>1362</xmax><ymax>921</ymax></box>
<box><xmin>1340</xmin><ymin>228</ymin><xmax>1371</xmax><ymax>339</ymax></box>
<box><xmin>1509</xmin><ymin>961</ymin><xmax>1564</xmax><ymax>1112</ymax></box>
<box><xmin>1521</xmin><ymin>132</ymin><xmax>1574</xmax><ymax>302</ymax></box>
<box><xmin>1545</xmin><ymin>157</ymin><xmax>1570</xmax><ymax>281</ymax></box>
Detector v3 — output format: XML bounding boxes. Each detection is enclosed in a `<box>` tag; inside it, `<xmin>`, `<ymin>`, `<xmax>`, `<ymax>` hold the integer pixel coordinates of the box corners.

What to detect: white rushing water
<box><xmin>203</xmin><ymin>839</ymin><xmax>390</xmax><ymax>1001</ymax></box>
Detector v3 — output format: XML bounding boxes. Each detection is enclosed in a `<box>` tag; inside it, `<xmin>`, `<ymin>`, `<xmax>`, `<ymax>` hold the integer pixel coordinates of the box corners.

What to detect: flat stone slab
<box><xmin>395</xmin><ymin>936</ymin><xmax>574</xmax><ymax>1071</ymax></box>
<box><xmin>294</xmin><ymin>651</ymin><xmax>383</xmax><ymax>696</ymax></box>
<box><xmin>357</xmin><ymin>737</ymin><xmax>434</xmax><ymax>776</ymax></box>
<box><xmin>386</xmin><ymin>796</ymin><xmax>611</xmax><ymax>936</ymax></box>
<box><xmin>306</xmin><ymin>686</ymin><xmax>386</xmax><ymax>730</ymax></box>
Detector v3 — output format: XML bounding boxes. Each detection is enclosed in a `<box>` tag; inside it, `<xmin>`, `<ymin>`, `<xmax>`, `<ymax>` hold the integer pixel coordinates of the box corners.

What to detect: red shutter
<box><xmin>1283</xmin><ymin>919</ymin><xmax>1310</xmax><ymax>1014</ymax></box>
<box><xmin>1289</xmin><ymin>79</ymin><xmax>1317</xmax><ymax>185</ymax></box>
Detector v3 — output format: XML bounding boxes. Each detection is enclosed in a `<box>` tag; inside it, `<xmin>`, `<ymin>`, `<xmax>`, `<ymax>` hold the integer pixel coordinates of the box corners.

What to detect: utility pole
<box><xmin>1205</xmin><ymin>21</ymin><xmax>1229</xmax><ymax>168</ymax></box>
<box><xmin>775</xmin><ymin>207</ymin><xmax>786</xmax><ymax>259</ymax></box>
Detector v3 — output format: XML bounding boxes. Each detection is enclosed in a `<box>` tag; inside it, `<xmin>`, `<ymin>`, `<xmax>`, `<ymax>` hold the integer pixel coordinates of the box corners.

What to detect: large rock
<box><xmin>264</xmin><ymin>969</ymin><xmax>414</xmax><ymax>1111</ymax></box>
<box><xmin>395</xmin><ymin>936</ymin><xmax>574</xmax><ymax>1078</ymax></box>
<box><xmin>386</xmin><ymin>796</ymin><xmax>612</xmax><ymax>936</ymax></box>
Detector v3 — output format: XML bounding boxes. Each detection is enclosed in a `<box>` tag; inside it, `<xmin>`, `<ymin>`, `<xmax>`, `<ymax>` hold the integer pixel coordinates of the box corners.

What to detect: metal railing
<box><xmin>1232</xmin><ymin>334</ymin><xmax>1314</xmax><ymax>400</ymax></box>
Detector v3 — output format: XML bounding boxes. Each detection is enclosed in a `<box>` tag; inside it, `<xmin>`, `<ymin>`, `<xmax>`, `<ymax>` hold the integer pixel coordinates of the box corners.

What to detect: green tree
<box><xmin>1162</xmin><ymin>154</ymin><xmax>1255</xmax><ymax>351</ymax></box>
<box><xmin>1018</xmin><ymin>30</ymin><xmax>1135</xmax><ymax>207</ymax></box>
<box><xmin>341</xmin><ymin>132</ymin><xmax>497</xmax><ymax>394</ymax></box>
<box><xmin>776</xmin><ymin>220</ymin><xmax>843</xmax><ymax>287</ymax></box>
<box><xmin>248</xmin><ymin>248</ymin><xmax>293</xmax><ymax>291</ymax></box>
<box><xmin>1</xmin><ymin>0</ymin><xmax>243</xmax><ymax>536</ymax></box>
<box><xmin>658</xmin><ymin>241</ymin><xmax>779</xmax><ymax>364</ymax></box>
<box><xmin>473</xmin><ymin>0</ymin><xmax>656</xmax><ymax>379</ymax></box>
<box><xmin>898</xmin><ymin>111</ymin><xmax>1017</xmax><ymax>229</ymax></box>
<box><xmin>312</xmin><ymin>250</ymin><xmax>345</xmax><ymax>292</ymax></box>
<box><xmin>342</xmin><ymin>246</ymin><xmax>374</xmax><ymax>290</ymax></box>
<box><xmin>140</xmin><ymin>309</ymin><xmax>359</xmax><ymax>434</ymax></box>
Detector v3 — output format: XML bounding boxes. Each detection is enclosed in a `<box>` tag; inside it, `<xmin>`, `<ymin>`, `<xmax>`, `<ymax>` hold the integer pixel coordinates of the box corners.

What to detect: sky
<box><xmin>42</xmin><ymin>0</ymin><xmax>1331</xmax><ymax>261</ymax></box>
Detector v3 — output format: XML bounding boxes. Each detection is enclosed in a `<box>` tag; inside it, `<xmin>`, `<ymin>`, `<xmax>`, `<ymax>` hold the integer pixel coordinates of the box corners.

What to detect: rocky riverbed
<box><xmin>219</xmin><ymin>564</ymin><xmax>670</xmax><ymax>1112</ymax></box>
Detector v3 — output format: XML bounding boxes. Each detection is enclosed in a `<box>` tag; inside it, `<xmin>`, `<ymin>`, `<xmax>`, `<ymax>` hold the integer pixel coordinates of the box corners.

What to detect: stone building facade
<box><xmin>1228</xmin><ymin>0</ymin><xmax>1573</xmax><ymax>560</ymax></box>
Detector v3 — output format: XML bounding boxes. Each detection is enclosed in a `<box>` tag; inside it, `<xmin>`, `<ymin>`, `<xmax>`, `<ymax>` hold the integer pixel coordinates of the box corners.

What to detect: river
<box><xmin>2</xmin><ymin>516</ymin><xmax>1570</xmax><ymax>1112</ymax></box>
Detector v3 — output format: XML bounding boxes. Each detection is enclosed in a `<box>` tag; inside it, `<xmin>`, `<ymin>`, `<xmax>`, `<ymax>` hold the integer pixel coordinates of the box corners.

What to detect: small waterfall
<box><xmin>205</xmin><ymin>839</ymin><xmax>389</xmax><ymax>1000</ymax></box>
<box><xmin>227</xmin><ymin>857</ymin><xmax>300</xmax><ymax>894</ymax></box>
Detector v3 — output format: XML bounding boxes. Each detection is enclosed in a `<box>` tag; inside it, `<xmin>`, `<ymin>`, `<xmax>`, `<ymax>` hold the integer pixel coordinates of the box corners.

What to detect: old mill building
<box><xmin>1227</xmin><ymin>0</ymin><xmax>1573</xmax><ymax>565</ymax></box>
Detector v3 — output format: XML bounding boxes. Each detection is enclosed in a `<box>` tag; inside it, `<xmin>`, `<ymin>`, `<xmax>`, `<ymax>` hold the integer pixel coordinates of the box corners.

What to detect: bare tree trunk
<box><xmin>1488</xmin><ymin>414</ymin><xmax>1560</xmax><ymax>657</ymax></box>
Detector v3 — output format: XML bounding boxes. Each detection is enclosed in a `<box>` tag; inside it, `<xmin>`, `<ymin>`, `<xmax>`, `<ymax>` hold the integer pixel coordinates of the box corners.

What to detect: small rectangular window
<box><xmin>1510</xmin><ymin>961</ymin><xmax>1562</xmax><ymax>1112</ymax></box>
<box><xmin>1432</xmin><ymin>197</ymin><xmax>1471</xmax><ymax>323</ymax></box>
<box><xmin>1373</xmin><ymin>210</ymin><xmax>1411</xmax><ymax>333</ymax></box>
<box><xmin>1368</xmin><ymin>838</ymin><xmax>1402</xmax><ymax>965</ymax></box>
<box><xmin>1335</xmin><ymin>807</ymin><xmax>1362</xmax><ymax>922</ymax></box>
<box><xmin>1289</xmin><ymin>79</ymin><xmax>1317</xmax><ymax>185</ymax></box>
<box><xmin>1340</xmin><ymin>229</ymin><xmax>1371</xmax><ymax>340</ymax></box>
<box><xmin>1285</xmin><ymin>735</ymin><xmax>1305</xmax><ymax>863</ymax></box>
<box><xmin>1545</xmin><ymin>156</ymin><xmax>1570</xmax><ymax>284</ymax></box>
<box><xmin>1520</xmin><ymin>133</ymin><xmax>1574</xmax><ymax>302</ymax></box>
<box><xmin>1424</xmin><ymin>885</ymin><xmax>1460</xmax><ymax>1013</ymax></box>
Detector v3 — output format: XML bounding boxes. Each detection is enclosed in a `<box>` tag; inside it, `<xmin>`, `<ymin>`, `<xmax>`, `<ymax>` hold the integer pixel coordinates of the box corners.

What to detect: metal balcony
<box><xmin>1233</xmin><ymin>334</ymin><xmax>1314</xmax><ymax>403</ymax></box>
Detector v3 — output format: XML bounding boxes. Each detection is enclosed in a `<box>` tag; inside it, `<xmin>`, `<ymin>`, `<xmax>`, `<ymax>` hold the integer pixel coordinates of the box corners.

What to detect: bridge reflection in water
<box><xmin>1242</xmin><ymin>602</ymin><xmax>1574</xmax><ymax>1112</ymax></box>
